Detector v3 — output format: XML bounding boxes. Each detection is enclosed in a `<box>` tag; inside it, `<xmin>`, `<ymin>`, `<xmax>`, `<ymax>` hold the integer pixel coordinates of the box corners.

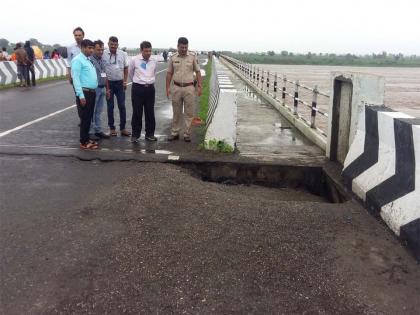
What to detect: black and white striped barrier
<box><xmin>0</xmin><ymin>59</ymin><xmax>69</xmax><ymax>85</ymax></box>
<box><xmin>343</xmin><ymin>105</ymin><xmax>420</xmax><ymax>259</ymax></box>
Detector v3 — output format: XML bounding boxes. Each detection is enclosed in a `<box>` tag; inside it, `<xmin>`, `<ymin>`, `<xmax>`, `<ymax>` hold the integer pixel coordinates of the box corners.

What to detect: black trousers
<box><xmin>26</xmin><ymin>63</ymin><xmax>36</xmax><ymax>86</ymax></box>
<box><xmin>131</xmin><ymin>83</ymin><xmax>156</xmax><ymax>138</ymax></box>
<box><xmin>76</xmin><ymin>89</ymin><xmax>96</xmax><ymax>144</ymax></box>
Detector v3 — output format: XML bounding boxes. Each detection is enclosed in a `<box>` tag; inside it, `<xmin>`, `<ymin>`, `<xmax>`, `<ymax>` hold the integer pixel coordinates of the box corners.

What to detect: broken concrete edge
<box><xmin>220</xmin><ymin>57</ymin><xmax>327</xmax><ymax>152</ymax></box>
<box><xmin>0</xmin><ymin>149</ymin><xmax>350</xmax><ymax>203</ymax></box>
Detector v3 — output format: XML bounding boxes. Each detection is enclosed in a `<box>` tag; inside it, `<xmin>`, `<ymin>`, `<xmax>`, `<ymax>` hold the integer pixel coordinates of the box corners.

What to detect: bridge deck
<box><xmin>224</xmin><ymin>64</ymin><xmax>326</xmax><ymax>165</ymax></box>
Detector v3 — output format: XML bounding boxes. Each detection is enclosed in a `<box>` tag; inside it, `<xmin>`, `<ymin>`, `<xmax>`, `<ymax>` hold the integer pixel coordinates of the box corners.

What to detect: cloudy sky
<box><xmin>2</xmin><ymin>0</ymin><xmax>419</xmax><ymax>55</ymax></box>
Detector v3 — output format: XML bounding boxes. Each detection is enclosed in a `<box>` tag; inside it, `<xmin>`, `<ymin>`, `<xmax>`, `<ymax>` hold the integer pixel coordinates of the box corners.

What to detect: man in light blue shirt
<box><xmin>71</xmin><ymin>39</ymin><xmax>99</xmax><ymax>149</ymax></box>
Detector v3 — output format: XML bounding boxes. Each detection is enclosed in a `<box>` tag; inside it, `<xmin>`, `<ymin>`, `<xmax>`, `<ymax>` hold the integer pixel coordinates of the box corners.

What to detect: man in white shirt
<box><xmin>128</xmin><ymin>41</ymin><xmax>158</xmax><ymax>143</ymax></box>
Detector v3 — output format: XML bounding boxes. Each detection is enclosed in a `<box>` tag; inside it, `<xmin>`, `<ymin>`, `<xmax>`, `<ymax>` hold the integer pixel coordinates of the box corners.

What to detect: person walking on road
<box><xmin>166</xmin><ymin>37</ymin><xmax>202</xmax><ymax>142</ymax></box>
<box><xmin>15</xmin><ymin>43</ymin><xmax>29</xmax><ymax>87</ymax></box>
<box><xmin>89</xmin><ymin>40</ymin><xmax>110</xmax><ymax>140</ymax></box>
<box><xmin>24</xmin><ymin>41</ymin><xmax>36</xmax><ymax>87</ymax></box>
<box><xmin>71</xmin><ymin>39</ymin><xmax>99</xmax><ymax>150</ymax></box>
<box><xmin>162</xmin><ymin>50</ymin><xmax>168</xmax><ymax>62</ymax></box>
<box><xmin>104</xmin><ymin>36</ymin><xmax>131</xmax><ymax>137</ymax></box>
<box><xmin>128</xmin><ymin>41</ymin><xmax>158</xmax><ymax>143</ymax></box>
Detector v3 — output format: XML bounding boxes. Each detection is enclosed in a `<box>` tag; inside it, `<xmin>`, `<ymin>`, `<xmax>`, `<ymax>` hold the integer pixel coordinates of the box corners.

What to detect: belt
<box><xmin>134</xmin><ymin>83</ymin><xmax>154</xmax><ymax>88</ymax></box>
<box><xmin>98</xmin><ymin>85</ymin><xmax>105</xmax><ymax>88</ymax></box>
<box><xmin>174</xmin><ymin>81</ymin><xmax>194</xmax><ymax>87</ymax></box>
<box><xmin>82</xmin><ymin>88</ymin><xmax>96</xmax><ymax>93</ymax></box>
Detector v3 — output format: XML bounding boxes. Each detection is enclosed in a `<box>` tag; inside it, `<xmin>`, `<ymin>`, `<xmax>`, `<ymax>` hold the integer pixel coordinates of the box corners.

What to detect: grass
<box><xmin>204</xmin><ymin>139</ymin><xmax>235</xmax><ymax>153</ymax></box>
<box><xmin>0</xmin><ymin>75</ymin><xmax>67</xmax><ymax>90</ymax></box>
<box><xmin>198</xmin><ymin>60</ymin><xmax>212</xmax><ymax>121</ymax></box>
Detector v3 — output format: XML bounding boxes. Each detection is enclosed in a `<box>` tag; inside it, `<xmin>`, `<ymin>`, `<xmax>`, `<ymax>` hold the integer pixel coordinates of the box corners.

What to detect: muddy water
<box><xmin>255</xmin><ymin>64</ymin><xmax>420</xmax><ymax>131</ymax></box>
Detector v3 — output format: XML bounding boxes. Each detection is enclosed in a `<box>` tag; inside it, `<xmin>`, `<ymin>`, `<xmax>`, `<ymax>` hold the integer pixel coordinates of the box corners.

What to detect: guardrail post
<box><xmin>274</xmin><ymin>73</ymin><xmax>278</xmax><ymax>98</ymax></box>
<box><xmin>266</xmin><ymin>71</ymin><xmax>270</xmax><ymax>94</ymax></box>
<box><xmin>311</xmin><ymin>85</ymin><xmax>318</xmax><ymax>128</ymax></box>
<box><xmin>261</xmin><ymin>71</ymin><xmax>264</xmax><ymax>91</ymax></box>
<box><xmin>282</xmin><ymin>75</ymin><xmax>287</xmax><ymax>106</ymax></box>
<box><xmin>257</xmin><ymin>68</ymin><xmax>260</xmax><ymax>87</ymax></box>
<box><xmin>253</xmin><ymin>66</ymin><xmax>256</xmax><ymax>82</ymax></box>
<box><xmin>294</xmin><ymin>80</ymin><xmax>299</xmax><ymax>115</ymax></box>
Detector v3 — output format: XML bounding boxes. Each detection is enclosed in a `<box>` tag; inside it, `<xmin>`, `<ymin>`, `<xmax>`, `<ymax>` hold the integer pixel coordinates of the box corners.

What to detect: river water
<box><xmin>255</xmin><ymin>64</ymin><xmax>420</xmax><ymax>131</ymax></box>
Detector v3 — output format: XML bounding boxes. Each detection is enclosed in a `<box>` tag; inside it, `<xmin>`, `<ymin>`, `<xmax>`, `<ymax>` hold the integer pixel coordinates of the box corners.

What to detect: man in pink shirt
<box><xmin>128</xmin><ymin>41</ymin><xmax>158</xmax><ymax>143</ymax></box>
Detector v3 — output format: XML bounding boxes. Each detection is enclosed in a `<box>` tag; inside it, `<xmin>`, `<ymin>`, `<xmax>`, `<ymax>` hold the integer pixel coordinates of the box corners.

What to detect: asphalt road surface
<box><xmin>1</xmin><ymin>57</ymin><xmax>420</xmax><ymax>314</ymax></box>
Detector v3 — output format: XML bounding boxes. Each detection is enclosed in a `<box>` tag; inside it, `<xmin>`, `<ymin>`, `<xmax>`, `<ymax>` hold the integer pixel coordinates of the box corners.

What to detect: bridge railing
<box><xmin>206</xmin><ymin>58</ymin><xmax>220</xmax><ymax>129</ymax></box>
<box><xmin>220</xmin><ymin>54</ymin><xmax>330</xmax><ymax>137</ymax></box>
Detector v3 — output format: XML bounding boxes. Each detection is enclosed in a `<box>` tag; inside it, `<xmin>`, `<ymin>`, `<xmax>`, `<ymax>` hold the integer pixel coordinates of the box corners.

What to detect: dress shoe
<box><xmin>167</xmin><ymin>134</ymin><xmax>179</xmax><ymax>141</ymax></box>
<box><xmin>89</xmin><ymin>134</ymin><xmax>100</xmax><ymax>141</ymax></box>
<box><xmin>121</xmin><ymin>129</ymin><xmax>131</xmax><ymax>137</ymax></box>
<box><xmin>95</xmin><ymin>132</ymin><xmax>110</xmax><ymax>139</ymax></box>
<box><xmin>146</xmin><ymin>135</ymin><xmax>158</xmax><ymax>141</ymax></box>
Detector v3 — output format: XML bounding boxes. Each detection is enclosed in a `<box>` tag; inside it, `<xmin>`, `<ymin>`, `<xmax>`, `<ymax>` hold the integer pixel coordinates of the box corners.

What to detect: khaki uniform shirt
<box><xmin>167</xmin><ymin>51</ymin><xmax>200</xmax><ymax>84</ymax></box>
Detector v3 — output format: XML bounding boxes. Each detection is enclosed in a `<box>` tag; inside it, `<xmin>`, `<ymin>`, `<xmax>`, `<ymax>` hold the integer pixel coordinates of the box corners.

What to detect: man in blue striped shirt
<box><xmin>71</xmin><ymin>39</ymin><xmax>99</xmax><ymax>149</ymax></box>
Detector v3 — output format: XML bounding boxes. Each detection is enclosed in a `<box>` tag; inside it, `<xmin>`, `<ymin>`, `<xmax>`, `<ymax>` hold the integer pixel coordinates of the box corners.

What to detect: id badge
<box><xmin>101</xmin><ymin>72</ymin><xmax>107</xmax><ymax>78</ymax></box>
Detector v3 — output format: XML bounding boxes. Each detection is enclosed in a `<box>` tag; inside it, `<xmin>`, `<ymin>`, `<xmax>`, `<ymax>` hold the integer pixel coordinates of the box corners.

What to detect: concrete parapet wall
<box><xmin>0</xmin><ymin>59</ymin><xmax>69</xmax><ymax>85</ymax></box>
<box><xmin>343</xmin><ymin>105</ymin><xmax>420</xmax><ymax>260</ymax></box>
<box><xmin>205</xmin><ymin>57</ymin><xmax>237</xmax><ymax>150</ymax></box>
<box><xmin>327</xmin><ymin>72</ymin><xmax>385</xmax><ymax>164</ymax></box>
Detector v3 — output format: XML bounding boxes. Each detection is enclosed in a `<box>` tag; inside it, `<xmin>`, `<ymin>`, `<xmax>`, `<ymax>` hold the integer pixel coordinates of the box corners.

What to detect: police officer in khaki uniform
<box><xmin>166</xmin><ymin>37</ymin><xmax>202</xmax><ymax>142</ymax></box>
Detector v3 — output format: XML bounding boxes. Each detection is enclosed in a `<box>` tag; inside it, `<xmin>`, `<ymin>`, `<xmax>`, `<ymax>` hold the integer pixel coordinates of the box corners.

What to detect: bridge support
<box><xmin>326</xmin><ymin>72</ymin><xmax>385</xmax><ymax>165</ymax></box>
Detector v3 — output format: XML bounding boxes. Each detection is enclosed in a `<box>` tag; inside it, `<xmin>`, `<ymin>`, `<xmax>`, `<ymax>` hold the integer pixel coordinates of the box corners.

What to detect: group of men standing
<box><xmin>67</xmin><ymin>27</ymin><xmax>202</xmax><ymax>150</ymax></box>
<box><xmin>12</xmin><ymin>41</ymin><xmax>36</xmax><ymax>87</ymax></box>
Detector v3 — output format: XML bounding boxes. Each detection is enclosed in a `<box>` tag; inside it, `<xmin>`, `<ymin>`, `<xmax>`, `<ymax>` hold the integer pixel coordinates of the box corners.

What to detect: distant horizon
<box><xmin>1</xmin><ymin>37</ymin><xmax>417</xmax><ymax>57</ymax></box>
<box><xmin>2</xmin><ymin>0</ymin><xmax>420</xmax><ymax>55</ymax></box>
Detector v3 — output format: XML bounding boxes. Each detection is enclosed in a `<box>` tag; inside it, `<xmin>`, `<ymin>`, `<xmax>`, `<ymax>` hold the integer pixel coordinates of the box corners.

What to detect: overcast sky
<box><xmin>2</xmin><ymin>0</ymin><xmax>419</xmax><ymax>55</ymax></box>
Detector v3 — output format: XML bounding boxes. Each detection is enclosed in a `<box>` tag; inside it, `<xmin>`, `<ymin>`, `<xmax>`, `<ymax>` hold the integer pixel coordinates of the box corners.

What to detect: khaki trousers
<box><xmin>171</xmin><ymin>85</ymin><xmax>195</xmax><ymax>136</ymax></box>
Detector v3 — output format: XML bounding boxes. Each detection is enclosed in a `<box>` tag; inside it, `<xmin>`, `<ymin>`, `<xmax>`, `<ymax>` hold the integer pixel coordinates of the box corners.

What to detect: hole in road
<box><xmin>181</xmin><ymin>162</ymin><xmax>348</xmax><ymax>204</ymax></box>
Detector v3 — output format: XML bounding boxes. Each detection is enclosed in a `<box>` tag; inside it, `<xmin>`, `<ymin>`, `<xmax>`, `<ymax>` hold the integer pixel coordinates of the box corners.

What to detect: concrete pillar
<box><xmin>326</xmin><ymin>72</ymin><xmax>385</xmax><ymax>164</ymax></box>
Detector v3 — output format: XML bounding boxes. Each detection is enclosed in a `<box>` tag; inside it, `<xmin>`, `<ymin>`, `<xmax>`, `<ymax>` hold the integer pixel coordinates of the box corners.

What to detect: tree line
<box><xmin>222</xmin><ymin>50</ymin><xmax>420</xmax><ymax>67</ymax></box>
<box><xmin>0</xmin><ymin>38</ymin><xmax>62</xmax><ymax>55</ymax></box>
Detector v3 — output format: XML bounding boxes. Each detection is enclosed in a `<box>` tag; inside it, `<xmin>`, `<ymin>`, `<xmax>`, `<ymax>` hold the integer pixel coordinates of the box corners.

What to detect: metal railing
<box><xmin>220</xmin><ymin>55</ymin><xmax>330</xmax><ymax>136</ymax></box>
<box><xmin>206</xmin><ymin>57</ymin><xmax>220</xmax><ymax>129</ymax></box>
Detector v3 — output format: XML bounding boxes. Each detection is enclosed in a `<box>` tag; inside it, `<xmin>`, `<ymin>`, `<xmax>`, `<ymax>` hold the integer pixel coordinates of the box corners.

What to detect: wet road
<box><xmin>1</xmin><ymin>57</ymin><xmax>420</xmax><ymax>314</ymax></box>
<box><xmin>0</xmin><ymin>61</ymin><xmax>175</xmax><ymax>153</ymax></box>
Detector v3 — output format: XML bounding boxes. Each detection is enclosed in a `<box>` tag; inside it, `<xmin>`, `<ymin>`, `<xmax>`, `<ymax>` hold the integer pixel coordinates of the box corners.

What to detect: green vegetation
<box><xmin>0</xmin><ymin>38</ymin><xmax>62</xmax><ymax>55</ymax></box>
<box><xmin>204</xmin><ymin>139</ymin><xmax>235</xmax><ymax>153</ymax></box>
<box><xmin>223</xmin><ymin>51</ymin><xmax>420</xmax><ymax>67</ymax></box>
<box><xmin>0</xmin><ymin>75</ymin><xmax>66</xmax><ymax>90</ymax></box>
<box><xmin>198</xmin><ymin>59</ymin><xmax>212</xmax><ymax>121</ymax></box>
